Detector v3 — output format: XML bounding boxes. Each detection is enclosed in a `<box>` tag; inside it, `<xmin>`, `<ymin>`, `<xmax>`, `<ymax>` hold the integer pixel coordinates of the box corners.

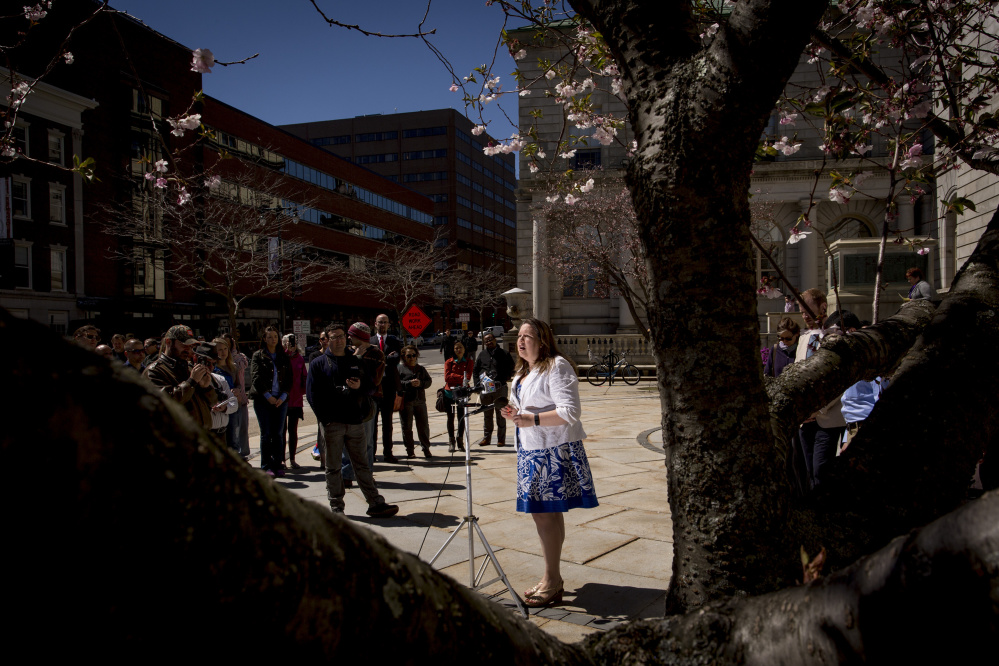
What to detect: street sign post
<box><xmin>402</xmin><ymin>304</ymin><xmax>432</xmax><ymax>338</ymax></box>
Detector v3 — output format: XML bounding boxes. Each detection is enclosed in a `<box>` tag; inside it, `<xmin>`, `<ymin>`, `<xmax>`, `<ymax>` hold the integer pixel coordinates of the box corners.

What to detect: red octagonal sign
<box><xmin>402</xmin><ymin>304</ymin><xmax>432</xmax><ymax>338</ymax></box>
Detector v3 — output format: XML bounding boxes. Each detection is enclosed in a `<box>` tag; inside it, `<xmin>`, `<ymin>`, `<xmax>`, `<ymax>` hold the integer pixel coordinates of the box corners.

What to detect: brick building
<box><xmin>281</xmin><ymin>109</ymin><xmax>518</xmax><ymax>331</ymax></box>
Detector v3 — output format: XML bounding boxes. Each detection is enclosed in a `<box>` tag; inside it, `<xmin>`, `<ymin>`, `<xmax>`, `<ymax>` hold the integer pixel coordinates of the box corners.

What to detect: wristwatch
<box><xmin>534</xmin><ymin>413</ymin><xmax>540</xmax><ymax>426</ymax></box>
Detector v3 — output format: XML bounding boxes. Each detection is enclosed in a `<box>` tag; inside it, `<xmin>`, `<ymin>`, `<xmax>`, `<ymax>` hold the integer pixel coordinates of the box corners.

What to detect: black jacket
<box><xmin>473</xmin><ymin>345</ymin><xmax>514</xmax><ymax>385</ymax></box>
<box><xmin>248</xmin><ymin>349</ymin><xmax>293</xmax><ymax>400</ymax></box>
<box><xmin>306</xmin><ymin>351</ymin><xmax>371</xmax><ymax>425</ymax></box>
<box><xmin>397</xmin><ymin>363</ymin><xmax>433</xmax><ymax>404</ymax></box>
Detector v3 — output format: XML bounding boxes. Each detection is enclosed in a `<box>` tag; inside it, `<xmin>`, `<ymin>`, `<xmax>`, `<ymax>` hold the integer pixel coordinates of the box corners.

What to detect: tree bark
<box><xmin>571</xmin><ymin>0</ymin><xmax>831</xmax><ymax>612</ymax></box>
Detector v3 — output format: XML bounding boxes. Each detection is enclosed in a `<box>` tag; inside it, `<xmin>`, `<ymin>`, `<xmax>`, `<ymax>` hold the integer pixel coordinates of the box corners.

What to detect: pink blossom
<box><xmin>23</xmin><ymin>4</ymin><xmax>47</xmax><ymax>21</ymax></box>
<box><xmin>579</xmin><ymin>178</ymin><xmax>595</xmax><ymax>193</ymax></box>
<box><xmin>779</xmin><ymin>112</ymin><xmax>798</xmax><ymax>126</ymax></box>
<box><xmin>908</xmin><ymin>143</ymin><xmax>924</xmax><ymax>158</ymax></box>
<box><xmin>829</xmin><ymin>186</ymin><xmax>851</xmax><ymax>204</ymax></box>
<box><xmin>191</xmin><ymin>48</ymin><xmax>215</xmax><ymax>74</ymax></box>
<box><xmin>449</xmin><ymin>83</ymin><xmax>459</xmax><ymax>92</ymax></box>
<box><xmin>177</xmin><ymin>187</ymin><xmax>191</xmax><ymax>205</ymax></box>
<box><xmin>545</xmin><ymin>70</ymin><xmax>556</xmax><ymax>80</ymax></box>
<box><xmin>63</xmin><ymin>52</ymin><xmax>74</xmax><ymax>65</ymax></box>
<box><xmin>471</xmin><ymin>125</ymin><xmax>486</xmax><ymax>136</ymax></box>
<box><xmin>909</xmin><ymin>100</ymin><xmax>932</xmax><ymax>119</ymax></box>
<box><xmin>852</xmin><ymin>171</ymin><xmax>874</xmax><ymax>188</ymax></box>
<box><xmin>917</xmin><ymin>247</ymin><xmax>930</xmax><ymax>255</ymax></box>
<box><xmin>593</xmin><ymin>126</ymin><xmax>617</xmax><ymax>145</ymax></box>
<box><xmin>700</xmin><ymin>23</ymin><xmax>719</xmax><ymax>39</ymax></box>
<box><xmin>1</xmin><ymin>144</ymin><xmax>15</xmax><ymax>158</ymax></box>
<box><xmin>513</xmin><ymin>49</ymin><xmax>527</xmax><ymax>60</ymax></box>
<box><xmin>167</xmin><ymin>114</ymin><xmax>202</xmax><ymax>137</ymax></box>
<box><xmin>144</xmin><ymin>172</ymin><xmax>155</xmax><ymax>181</ymax></box>
<box><xmin>853</xmin><ymin>143</ymin><xmax>872</xmax><ymax>155</ymax></box>
<box><xmin>529</xmin><ymin>162</ymin><xmax>539</xmax><ymax>174</ymax></box>
<box><xmin>204</xmin><ymin>175</ymin><xmax>221</xmax><ymax>189</ymax></box>
<box><xmin>564</xmin><ymin>194</ymin><xmax>579</xmax><ymax>205</ymax></box>
<box><xmin>519</xmin><ymin>89</ymin><xmax>531</xmax><ymax>97</ymax></box>
<box><xmin>559</xmin><ymin>149</ymin><xmax>576</xmax><ymax>159</ymax></box>
<box><xmin>787</xmin><ymin>228</ymin><xmax>811</xmax><ymax>244</ymax></box>
<box><xmin>154</xmin><ymin>177</ymin><xmax>167</xmax><ymax>189</ymax></box>
<box><xmin>154</xmin><ymin>159</ymin><xmax>169</xmax><ymax>173</ymax></box>
<box><xmin>774</xmin><ymin>136</ymin><xmax>802</xmax><ymax>156</ymax></box>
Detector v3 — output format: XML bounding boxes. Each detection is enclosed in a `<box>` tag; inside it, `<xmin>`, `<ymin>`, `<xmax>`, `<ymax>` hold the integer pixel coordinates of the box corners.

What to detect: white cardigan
<box><xmin>509</xmin><ymin>355</ymin><xmax>586</xmax><ymax>451</ymax></box>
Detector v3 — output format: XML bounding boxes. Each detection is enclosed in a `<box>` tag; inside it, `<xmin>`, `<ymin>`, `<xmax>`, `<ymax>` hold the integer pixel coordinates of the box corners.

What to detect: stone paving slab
<box><xmin>586</xmin><ymin>537</ymin><xmax>674</xmax><ymax>581</ymax></box>
<box><xmin>599</xmin><ymin>487</ymin><xmax>669</xmax><ymax>513</ymax></box>
<box><xmin>584</xmin><ymin>508</ymin><xmax>673</xmax><ymax>542</ymax></box>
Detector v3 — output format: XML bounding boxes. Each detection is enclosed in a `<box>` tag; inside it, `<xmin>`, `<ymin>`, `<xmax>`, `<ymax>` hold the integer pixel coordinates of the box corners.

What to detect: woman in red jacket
<box><xmin>444</xmin><ymin>339</ymin><xmax>474</xmax><ymax>452</ymax></box>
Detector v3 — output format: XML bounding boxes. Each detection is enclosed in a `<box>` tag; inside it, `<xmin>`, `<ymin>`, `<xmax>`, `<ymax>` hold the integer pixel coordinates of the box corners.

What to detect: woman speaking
<box><xmin>502</xmin><ymin>318</ymin><xmax>598</xmax><ymax>608</ymax></box>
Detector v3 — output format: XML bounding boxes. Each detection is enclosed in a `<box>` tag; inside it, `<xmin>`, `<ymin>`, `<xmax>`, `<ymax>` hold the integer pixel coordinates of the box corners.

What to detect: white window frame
<box><xmin>12</xmin><ymin>121</ymin><xmax>29</xmax><ymax>157</ymax></box>
<box><xmin>11</xmin><ymin>176</ymin><xmax>31</xmax><ymax>219</ymax></box>
<box><xmin>48</xmin><ymin>183</ymin><xmax>66</xmax><ymax>225</ymax></box>
<box><xmin>14</xmin><ymin>241</ymin><xmax>32</xmax><ymax>289</ymax></box>
<box><xmin>47</xmin><ymin>130</ymin><xmax>65</xmax><ymax>165</ymax></box>
<box><xmin>50</xmin><ymin>246</ymin><xmax>67</xmax><ymax>292</ymax></box>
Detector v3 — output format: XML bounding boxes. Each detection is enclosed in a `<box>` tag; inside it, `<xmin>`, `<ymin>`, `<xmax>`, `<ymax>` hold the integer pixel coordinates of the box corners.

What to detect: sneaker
<box><xmin>366</xmin><ymin>503</ymin><xmax>399</xmax><ymax>518</ymax></box>
<box><xmin>383</xmin><ymin>453</ymin><xmax>399</xmax><ymax>464</ymax></box>
<box><xmin>273</xmin><ymin>468</ymin><xmax>285</xmax><ymax>478</ymax></box>
<box><xmin>264</xmin><ymin>469</ymin><xmax>276</xmax><ymax>478</ymax></box>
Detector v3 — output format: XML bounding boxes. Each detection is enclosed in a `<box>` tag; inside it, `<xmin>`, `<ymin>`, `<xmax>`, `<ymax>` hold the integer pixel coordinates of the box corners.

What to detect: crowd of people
<box><xmin>69</xmin><ymin>315</ymin><xmax>600</xmax><ymax>608</ymax></box>
<box><xmin>764</xmin><ymin>270</ymin><xmax>947</xmax><ymax>496</ymax></box>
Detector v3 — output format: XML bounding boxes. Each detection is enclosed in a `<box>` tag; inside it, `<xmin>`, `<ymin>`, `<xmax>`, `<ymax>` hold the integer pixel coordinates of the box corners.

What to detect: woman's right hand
<box><xmin>501</xmin><ymin>405</ymin><xmax>516</xmax><ymax>421</ymax></box>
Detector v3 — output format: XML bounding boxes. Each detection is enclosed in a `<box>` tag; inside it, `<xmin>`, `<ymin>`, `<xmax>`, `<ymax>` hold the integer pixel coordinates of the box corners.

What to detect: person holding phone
<box><xmin>249</xmin><ymin>326</ymin><xmax>292</xmax><ymax>477</ymax></box>
<box><xmin>306</xmin><ymin>323</ymin><xmax>398</xmax><ymax>518</ymax></box>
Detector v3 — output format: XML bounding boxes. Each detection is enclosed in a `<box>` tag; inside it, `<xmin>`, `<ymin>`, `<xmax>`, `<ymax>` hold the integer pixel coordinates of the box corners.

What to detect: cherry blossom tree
<box><xmin>537</xmin><ymin>175</ymin><xmax>651</xmax><ymax>337</ymax></box>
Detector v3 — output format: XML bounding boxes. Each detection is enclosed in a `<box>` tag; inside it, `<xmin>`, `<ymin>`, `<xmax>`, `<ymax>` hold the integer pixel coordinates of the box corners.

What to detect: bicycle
<box><xmin>585</xmin><ymin>348</ymin><xmax>641</xmax><ymax>386</ymax></box>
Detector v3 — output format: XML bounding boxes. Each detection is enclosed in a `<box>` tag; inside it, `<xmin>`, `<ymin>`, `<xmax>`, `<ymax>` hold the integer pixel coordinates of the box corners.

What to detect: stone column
<box><xmin>532</xmin><ymin>215</ymin><xmax>550</xmax><ymax>322</ymax></box>
<box><xmin>798</xmin><ymin>199</ymin><xmax>819</xmax><ymax>291</ymax></box>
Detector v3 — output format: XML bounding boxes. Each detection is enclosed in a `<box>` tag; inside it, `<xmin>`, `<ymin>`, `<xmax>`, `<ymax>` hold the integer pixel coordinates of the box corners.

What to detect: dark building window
<box><xmin>574</xmin><ymin>149</ymin><xmax>601</xmax><ymax>168</ymax></box>
<box><xmin>403</xmin><ymin>149</ymin><xmax>447</xmax><ymax>160</ymax></box>
<box><xmin>356</xmin><ymin>131</ymin><xmax>398</xmax><ymax>142</ymax></box>
<box><xmin>355</xmin><ymin>153</ymin><xmax>398</xmax><ymax>164</ymax></box>
<box><xmin>311</xmin><ymin>135</ymin><xmax>351</xmax><ymax>146</ymax></box>
<box><xmin>402</xmin><ymin>126</ymin><xmax>447</xmax><ymax>138</ymax></box>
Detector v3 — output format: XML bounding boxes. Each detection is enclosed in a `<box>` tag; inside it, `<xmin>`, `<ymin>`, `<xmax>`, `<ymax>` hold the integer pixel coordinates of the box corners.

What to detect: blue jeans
<box><xmin>226</xmin><ymin>405</ymin><xmax>248</xmax><ymax>456</ymax></box>
<box><xmin>253</xmin><ymin>397</ymin><xmax>288</xmax><ymax>471</ymax></box>
<box><xmin>343</xmin><ymin>417</ymin><xmax>376</xmax><ymax>481</ymax></box>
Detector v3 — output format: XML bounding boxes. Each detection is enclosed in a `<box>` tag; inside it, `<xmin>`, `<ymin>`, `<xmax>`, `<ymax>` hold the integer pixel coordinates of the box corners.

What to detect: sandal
<box><xmin>524</xmin><ymin>581</ymin><xmax>544</xmax><ymax>598</ymax></box>
<box><xmin>524</xmin><ymin>581</ymin><xmax>564</xmax><ymax>608</ymax></box>
<box><xmin>290</xmin><ymin>460</ymin><xmax>301</xmax><ymax>469</ymax></box>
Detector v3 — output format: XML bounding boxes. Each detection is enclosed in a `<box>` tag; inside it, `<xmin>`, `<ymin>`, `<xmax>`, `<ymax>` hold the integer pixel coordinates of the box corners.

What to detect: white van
<box><xmin>478</xmin><ymin>325</ymin><xmax>506</xmax><ymax>340</ymax></box>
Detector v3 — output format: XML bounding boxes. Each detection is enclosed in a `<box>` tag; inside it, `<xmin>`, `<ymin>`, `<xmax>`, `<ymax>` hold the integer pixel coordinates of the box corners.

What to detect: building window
<box><xmin>14</xmin><ymin>242</ymin><xmax>32</xmax><ymax>289</ymax></box>
<box><xmin>48</xmin><ymin>184</ymin><xmax>66</xmax><ymax>225</ymax></box>
<box><xmin>402</xmin><ymin>126</ymin><xmax>447</xmax><ymax>138</ymax></box>
<box><xmin>47</xmin><ymin>131</ymin><xmax>65</xmax><ymax>165</ymax></box>
<box><xmin>403</xmin><ymin>149</ymin><xmax>447</xmax><ymax>160</ymax></box>
<box><xmin>132</xmin><ymin>89</ymin><xmax>163</xmax><ymax>116</ymax></box>
<box><xmin>11</xmin><ymin>177</ymin><xmax>30</xmax><ymax>219</ymax></box>
<box><xmin>50</xmin><ymin>247</ymin><xmax>67</xmax><ymax>291</ymax></box>
<box><xmin>433</xmin><ymin>216</ymin><xmax>448</xmax><ymax>226</ymax></box>
<box><xmin>574</xmin><ymin>150</ymin><xmax>602</xmax><ymax>169</ymax></box>
<box><xmin>457</xmin><ymin>217</ymin><xmax>472</xmax><ymax>229</ymax></box>
<box><xmin>429</xmin><ymin>193</ymin><xmax>448</xmax><ymax>202</ymax></box>
<box><xmin>356</xmin><ymin>131</ymin><xmax>398</xmax><ymax>142</ymax></box>
<box><xmin>12</xmin><ymin>123</ymin><xmax>28</xmax><ymax>156</ymax></box>
<box><xmin>456</xmin><ymin>173</ymin><xmax>472</xmax><ymax>187</ymax></box>
<box><xmin>311</xmin><ymin>135</ymin><xmax>350</xmax><ymax>146</ymax></box>
<box><xmin>355</xmin><ymin>153</ymin><xmax>398</xmax><ymax>164</ymax></box>
<box><xmin>134</xmin><ymin>247</ymin><xmax>166</xmax><ymax>299</ymax></box>
<box><xmin>48</xmin><ymin>311</ymin><xmax>69</xmax><ymax>334</ymax></box>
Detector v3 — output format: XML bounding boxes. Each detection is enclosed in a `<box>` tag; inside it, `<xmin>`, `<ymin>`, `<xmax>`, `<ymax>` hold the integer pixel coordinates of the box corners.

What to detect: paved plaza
<box><xmin>250</xmin><ymin>357</ymin><xmax>671</xmax><ymax>644</ymax></box>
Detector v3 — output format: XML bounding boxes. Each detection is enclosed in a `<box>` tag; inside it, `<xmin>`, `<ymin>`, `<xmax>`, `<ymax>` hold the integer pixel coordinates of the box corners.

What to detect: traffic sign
<box><xmin>401</xmin><ymin>304</ymin><xmax>431</xmax><ymax>337</ymax></box>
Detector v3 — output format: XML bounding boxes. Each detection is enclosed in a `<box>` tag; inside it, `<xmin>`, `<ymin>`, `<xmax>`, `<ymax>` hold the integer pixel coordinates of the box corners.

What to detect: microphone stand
<box><xmin>428</xmin><ymin>373</ymin><xmax>527</xmax><ymax>618</ymax></box>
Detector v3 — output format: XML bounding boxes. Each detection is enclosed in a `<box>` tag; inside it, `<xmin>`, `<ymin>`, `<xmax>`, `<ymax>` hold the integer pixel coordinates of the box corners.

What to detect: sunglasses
<box><xmin>79</xmin><ymin>334</ymin><xmax>100</xmax><ymax>341</ymax></box>
<box><xmin>127</xmin><ymin>348</ymin><xmax>146</xmax><ymax>354</ymax></box>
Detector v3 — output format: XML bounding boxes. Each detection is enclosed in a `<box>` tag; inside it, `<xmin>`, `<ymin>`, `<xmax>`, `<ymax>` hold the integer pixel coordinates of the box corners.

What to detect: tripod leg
<box><xmin>427</xmin><ymin>517</ymin><xmax>471</xmax><ymax>567</ymax></box>
<box><xmin>471</xmin><ymin>519</ymin><xmax>529</xmax><ymax>618</ymax></box>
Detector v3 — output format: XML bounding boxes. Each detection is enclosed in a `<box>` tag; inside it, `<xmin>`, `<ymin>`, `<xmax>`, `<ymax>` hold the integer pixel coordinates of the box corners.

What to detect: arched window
<box><xmin>825</xmin><ymin>216</ymin><xmax>874</xmax><ymax>243</ymax></box>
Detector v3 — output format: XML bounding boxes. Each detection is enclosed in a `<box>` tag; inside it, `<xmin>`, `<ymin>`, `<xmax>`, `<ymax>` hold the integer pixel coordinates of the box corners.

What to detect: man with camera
<box><xmin>306</xmin><ymin>323</ymin><xmax>399</xmax><ymax>518</ymax></box>
<box><xmin>473</xmin><ymin>331</ymin><xmax>514</xmax><ymax>447</ymax></box>
<box><xmin>144</xmin><ymin>324</ymin><xmax>217</xmax><ymax>430</ymax></box>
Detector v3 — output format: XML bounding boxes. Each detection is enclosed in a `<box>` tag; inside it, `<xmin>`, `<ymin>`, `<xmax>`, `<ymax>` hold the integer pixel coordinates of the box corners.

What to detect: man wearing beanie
<box><xmin>341</xmin><ymin>322</ymin><xmax>385</xmax><ymax>485</ymax></box>
<box><xmin>306</xmin><ymin>323</ymin><xmax>398</xmax><ymax>518</ymax></box>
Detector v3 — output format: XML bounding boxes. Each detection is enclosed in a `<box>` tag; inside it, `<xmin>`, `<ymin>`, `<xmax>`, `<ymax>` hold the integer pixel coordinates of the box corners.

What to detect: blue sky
<box><xmin>115</xmin><ymin>0</ymin><xmax>522</xmax><ymax>138</ymax></box>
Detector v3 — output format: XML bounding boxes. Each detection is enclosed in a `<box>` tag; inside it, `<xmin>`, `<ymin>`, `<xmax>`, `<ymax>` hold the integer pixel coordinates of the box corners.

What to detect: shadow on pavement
<box><xmin>568</xmin><ymin>582</ymin><xmax>667</xmax><ymax>619</ymax></box>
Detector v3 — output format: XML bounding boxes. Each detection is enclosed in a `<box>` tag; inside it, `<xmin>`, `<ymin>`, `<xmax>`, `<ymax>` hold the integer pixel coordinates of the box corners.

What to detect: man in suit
<box><xmin>372</xmin><ymin>313</ymin><xmax>403</xmax><ymax>463</ymax></box>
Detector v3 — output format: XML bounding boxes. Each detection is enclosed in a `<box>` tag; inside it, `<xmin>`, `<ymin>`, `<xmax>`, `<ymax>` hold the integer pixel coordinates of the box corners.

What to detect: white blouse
<box><xmin>509</xmin><ymin>355</ymin><xmax>586</xmax><ymax>451</ymax></box>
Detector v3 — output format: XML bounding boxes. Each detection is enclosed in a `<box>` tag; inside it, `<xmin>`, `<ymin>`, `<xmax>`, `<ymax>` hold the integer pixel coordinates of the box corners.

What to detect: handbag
<box><xmin>435</xmin><ymin>388</ymin><xmax>450</xmax><ymax>413</ymax></box>
<box><xmin>393</xmin><ymin>394</ymin><xmax>404</xmax><ymax>412</ymax></box>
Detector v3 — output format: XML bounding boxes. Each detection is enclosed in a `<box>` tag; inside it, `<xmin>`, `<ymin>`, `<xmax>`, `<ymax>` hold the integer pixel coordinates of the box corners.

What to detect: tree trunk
<box><xmin>571</xmin><ymin>0</ymin><xmax>831</xmax><ymax>612</ymax></box>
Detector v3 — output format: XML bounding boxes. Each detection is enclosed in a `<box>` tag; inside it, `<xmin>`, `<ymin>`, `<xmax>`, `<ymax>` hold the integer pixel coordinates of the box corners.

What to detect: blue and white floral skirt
<box><xmin>516</xmin><ymin>440</ymin><xmax>599</xmax><ymax>513</ymax></box>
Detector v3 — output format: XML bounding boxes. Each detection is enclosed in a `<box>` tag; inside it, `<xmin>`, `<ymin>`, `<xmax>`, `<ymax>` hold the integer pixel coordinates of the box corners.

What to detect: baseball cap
<box><xmin>165</xmin><ymin>325</ymin><xmax>198</xmax><ymax>345</ymax></box>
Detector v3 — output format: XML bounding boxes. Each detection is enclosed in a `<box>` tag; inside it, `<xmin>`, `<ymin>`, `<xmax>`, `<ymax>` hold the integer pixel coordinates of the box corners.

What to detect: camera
<box><xmin>451</xmin><ymin>384</ymin><xmax>481</xmax><ymax>402</ymax></box>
